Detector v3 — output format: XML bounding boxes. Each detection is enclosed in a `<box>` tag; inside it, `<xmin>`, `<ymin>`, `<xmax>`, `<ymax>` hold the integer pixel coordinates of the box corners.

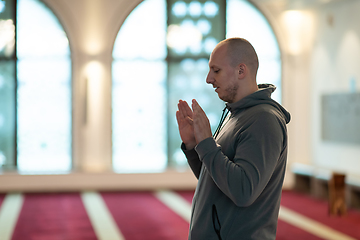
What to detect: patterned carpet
<box><xmin>0</xmin><ymin>190</ymin><xmax>359</xmax><ymax>240</ymax></box>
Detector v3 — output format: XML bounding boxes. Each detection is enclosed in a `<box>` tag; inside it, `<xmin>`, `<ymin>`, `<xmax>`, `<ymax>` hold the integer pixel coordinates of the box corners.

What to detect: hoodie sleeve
<box><xmin>195</xmin><ymin>110</ymin><xmax>285</xmax><ymax>207</ymax></box>
<box><xmin>181</xmin><ymin>143</ymin><xmax>202</xmax><ymax>179</ymax></box>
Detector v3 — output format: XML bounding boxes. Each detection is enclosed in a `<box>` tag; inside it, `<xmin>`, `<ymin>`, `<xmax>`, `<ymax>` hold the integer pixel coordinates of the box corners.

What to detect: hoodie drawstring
<box><xmin>213</xmin><ymin>106</ymin><xmax>230</xmax><ymax>139</ymax></box>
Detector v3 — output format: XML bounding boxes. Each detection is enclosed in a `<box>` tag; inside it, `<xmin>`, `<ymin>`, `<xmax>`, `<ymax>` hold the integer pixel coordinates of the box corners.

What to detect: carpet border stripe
<box><xmin>0</xmin><ymin>193</ymin><xmax>24</xmax><ymax>240</ymax></box>
<box><xmin>279</xmin><ymin>206</ymin><xmax>356</xmax><ymax>240</ymax></box>
<box><xmin>81</xmin><ymin>191</ymin><xmax>125</xmax><ymax>240</ymax></box>
<box><xmin>154</xmin><ymin>190</ymin><xmax>191</xmax><ymax>222</ymax></box>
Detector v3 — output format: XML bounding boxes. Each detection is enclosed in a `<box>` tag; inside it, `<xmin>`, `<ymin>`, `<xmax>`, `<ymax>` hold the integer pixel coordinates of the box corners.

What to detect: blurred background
<box><xmin>1</xmin><ymin>0</ymin><xmax>360</xmax><ymax>239</ymax></box>
<box><xmin>0</xmin><ymin>0</ymin><xmax>359</xmax><ymax>195</ymax></box>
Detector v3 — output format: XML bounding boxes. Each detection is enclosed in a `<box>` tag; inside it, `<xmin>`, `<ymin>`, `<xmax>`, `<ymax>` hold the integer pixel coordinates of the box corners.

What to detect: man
<box><xmin>176</xmin><ymin>38</ymin><xmax>291</xmax><ymax>240</ymax></box>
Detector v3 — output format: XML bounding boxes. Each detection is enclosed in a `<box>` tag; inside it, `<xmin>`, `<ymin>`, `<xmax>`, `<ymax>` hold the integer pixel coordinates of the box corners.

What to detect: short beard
<box><xmin>220</xmin><ymin>82</ymin><xmax>239</xmax><ymax>103</ymax></box>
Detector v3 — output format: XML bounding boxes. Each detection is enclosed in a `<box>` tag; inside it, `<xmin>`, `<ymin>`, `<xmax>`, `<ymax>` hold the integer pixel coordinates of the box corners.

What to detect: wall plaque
<box><xmin>321</xmin><ymin>93</ymin><xmax>360</xmax><ymax>144</ymax></box>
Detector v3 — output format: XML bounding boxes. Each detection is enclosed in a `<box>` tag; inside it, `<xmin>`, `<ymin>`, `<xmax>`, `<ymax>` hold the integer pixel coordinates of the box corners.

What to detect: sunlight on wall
<box><xmin>85</xmin><ymin>61</ymin><xmax>104</xmax><ymax>126</ymax></box>
<box><xmin>336</xmin><ymin>30</ymin><xmax>360</xmax><ymax>91</ymax></box>
<box><xmin>83</xmin><ymin>0</ymin><xmax>103</xmax><ymax>55</ymax></box>
<box><xmin>81</xmin><ymin>60</ymin><xmax>109</xmax><ymax>172</ymax></box>
<box><xmin>281</xmin><ymin>10</ymin><xmax>314</xmax><ymax>55</ymax></box>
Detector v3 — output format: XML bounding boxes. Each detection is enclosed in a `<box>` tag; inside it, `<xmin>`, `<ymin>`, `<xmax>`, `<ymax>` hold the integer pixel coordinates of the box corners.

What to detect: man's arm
<box><xmin>192</xmin><ymin>100</ymin><xmax>285</xmax><ymax>206</ymax></box>
<box><xmin>196</xmin><ymin>112</ymin><xmax>284</xmax><ymax>206</ymax></box>
<box><xmin>181</xmin><ymin>143</ymin><xmax>202</xmax><ymax>179</ymax></box>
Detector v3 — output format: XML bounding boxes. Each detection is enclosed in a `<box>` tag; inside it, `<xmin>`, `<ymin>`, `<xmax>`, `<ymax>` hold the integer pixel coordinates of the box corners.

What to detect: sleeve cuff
<box><xmin>181</xmin><ymin>142</ymin><xmax>199</xmax><ymax>160</ymax></box>
<box><xmin>195</xmin><ymin>137</ymin><xmax>218</xmax><ymax>161</ymax></box>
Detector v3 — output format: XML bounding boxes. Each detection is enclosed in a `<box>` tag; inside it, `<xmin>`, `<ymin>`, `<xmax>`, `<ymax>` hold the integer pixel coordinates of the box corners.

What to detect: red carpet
<box><xmin>280</xmin><ymin>190</ymin><xmax>360</xmax><ymax>239</ymax></box>
<box><xmin>176</xmin><ymin>190</ymin><xmax>194</xmax><ymax>203</ymax></box>
<box><xmin>101</xmin><ymin>191</ymin><xmax>189</xmax><ymax>240</ymax></box>
<box><xmin>0</xmin><ymin>193</ymin><xmax>5</xmax><ymax>207</ymax></box>
<box><xmin>178</xmin><ymin>190</ymin><xmax>325</xmax><ymax>240</ymax></box>
<box><xmin>12</xmin><ymin>193</ymin><xmax>97</xmax><ymax>240</ymax></box>
<box><xmin>276</xmin><ymin>220</ymin><xmax>324</xmax><ymax>240</ymax></box>
<box><xmin>3</xmin><ymin>190</ymin><xmax>360</xmax><ymax>240</ymax></box>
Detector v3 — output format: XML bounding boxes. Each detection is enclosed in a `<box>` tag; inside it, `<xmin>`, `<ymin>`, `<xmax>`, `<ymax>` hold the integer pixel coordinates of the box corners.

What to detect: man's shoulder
<box><xmin>237</xmin><ymin>103</ymin><xmax>278</xmax><ymax>119</ymax></box>
<box><xmin>231</xmin><ymin>104</ymin><xmax>285</xmax><ymax>132</ymax></box>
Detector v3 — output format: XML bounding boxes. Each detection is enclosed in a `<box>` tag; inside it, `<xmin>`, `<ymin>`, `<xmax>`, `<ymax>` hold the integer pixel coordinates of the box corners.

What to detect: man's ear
<box><xmin>238</xmin><ymin>63</ymin><xmax>247</xmax><ymax>79</ymax></box>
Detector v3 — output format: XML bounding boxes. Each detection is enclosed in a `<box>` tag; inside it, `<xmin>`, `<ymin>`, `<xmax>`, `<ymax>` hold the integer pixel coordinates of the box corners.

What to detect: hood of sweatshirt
<box><xmin>226</xmin><ymin>83</ymin><xmax>291</xmax><ymax>124</ymax></box>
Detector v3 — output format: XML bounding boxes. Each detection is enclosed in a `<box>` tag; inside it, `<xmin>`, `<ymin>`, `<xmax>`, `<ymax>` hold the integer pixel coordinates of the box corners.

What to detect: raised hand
<box><xmin>192</xmin><ymin>99</ymin><xmax>212</xmax><ymax>144</ymax></box>
<box><xmin>176</xmin><ymin>100</ymin><xmax>196</xmax><ymax>150</ymax></box>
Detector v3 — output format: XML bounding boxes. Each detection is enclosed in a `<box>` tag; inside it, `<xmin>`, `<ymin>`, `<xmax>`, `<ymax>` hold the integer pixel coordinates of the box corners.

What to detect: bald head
<box><xmin>217</xmin><ymin>38</ymin><xmax>259</xmax><ymax>78</ymax></box>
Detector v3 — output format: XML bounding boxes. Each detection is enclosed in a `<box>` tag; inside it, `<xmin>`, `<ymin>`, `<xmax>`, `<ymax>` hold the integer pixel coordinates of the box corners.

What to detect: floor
<box><xmin>0</xmin><ymin>190</ymin><xmax>359</xmax><ymax>240</ymax></box>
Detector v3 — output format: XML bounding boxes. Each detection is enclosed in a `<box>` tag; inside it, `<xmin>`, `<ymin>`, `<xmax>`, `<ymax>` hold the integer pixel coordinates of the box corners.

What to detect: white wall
<box><xmin>255</xmin><ymin>1</ymin><xmax>315</xmax><ymax>188</ymax></box>
<box><xmin>310</xmin><ymin>0</ymin><xmax>360</xmax><ymax>176</ymax></box>
<box><xmin>258</xmin><ymin>0</ymin><xmax>360</xmax><ymax>187</ymax></box>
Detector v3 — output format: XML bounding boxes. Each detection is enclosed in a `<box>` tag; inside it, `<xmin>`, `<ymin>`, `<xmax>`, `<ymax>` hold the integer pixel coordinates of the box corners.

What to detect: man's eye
<box><xmin>214</xmin><ymin>69</ymin><xmax>219</xmax><ymax>73</ymax></box>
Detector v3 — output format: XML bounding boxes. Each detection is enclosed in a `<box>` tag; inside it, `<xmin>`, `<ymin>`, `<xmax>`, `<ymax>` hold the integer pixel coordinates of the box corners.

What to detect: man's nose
<box><xmin>206</xmin><ymin>72</ymin><xmax>213</xmax><ymax>84</ymax></box>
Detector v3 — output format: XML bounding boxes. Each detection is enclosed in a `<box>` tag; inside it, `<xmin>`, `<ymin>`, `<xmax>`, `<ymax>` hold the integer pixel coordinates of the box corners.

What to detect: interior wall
<box><xmin>310</xmin><ymin>0</ymin><xmax>360</xmax><ymax>176</ymax></box>
<box><xmin>257</xmin><ymin>0</ymin><xmax>360</xmax><ymax>185</ymax></box>
<box><xmin>254</xmin><ymin>1</ymin><xmax>315</xmax><ymax>188</ymax></box>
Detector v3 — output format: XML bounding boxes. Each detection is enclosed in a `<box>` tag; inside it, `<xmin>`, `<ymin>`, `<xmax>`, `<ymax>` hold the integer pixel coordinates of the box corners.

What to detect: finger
<box><xmin>192</xmin><ymin>99</ymin><xmax>206</xmax><ymax>119</ymax></box>
<box><xmin>192</xmin><ymin>99</ymin><xmax>206</xmax><ymax>113</ymax></box>
<box><xmin>177</xmin><ymin>109</ymin><xmax>194</xmax><ymax>128</ymax></box>
<box><xmin>176</xmin><ymin>110</ymin><xmax>182</xmax><ymax>124</ymax></box>
<box><xmin>191</xmin><ymin>100</ymin><xmax>212</xmax><ymax>143</ymax></box>
<box><xmin>191</xmin><ymin>99</ymin><xmax>200</xmax><ymax>112</ymax></box>
<box><xmin>192</xmin><ymin>99</ymin><xmax>211</xmax><ymax>128</ymax></box>
<box><xmin>178</xmin><ymin>100</ymin><xmax>188</xmax><ymax>119</ymax></box>
<box><xmin>182</xmin><ymin>100</ymin><xmax>193</xmax><ymax>118</ymax></box>
<box><xmin>179</xmin><ymin>100</ymin><xmax>193</xmax><ymax>118</ymax></box>
<box><xmin>177</xmin><ymin>102</ymin><xmax>186</xmax><ymax>119</ymax></box>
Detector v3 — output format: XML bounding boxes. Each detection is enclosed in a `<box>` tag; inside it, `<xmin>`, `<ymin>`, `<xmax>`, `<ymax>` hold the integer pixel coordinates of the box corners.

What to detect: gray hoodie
<box><xmin>182</xmin><ymin>84</ymin><xmax>291</xmax><ymax>240</ymax></box>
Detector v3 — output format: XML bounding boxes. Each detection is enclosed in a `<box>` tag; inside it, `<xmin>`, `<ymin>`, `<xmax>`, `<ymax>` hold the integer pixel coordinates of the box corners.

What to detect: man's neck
<box><xmin>232</xmin><ymin>82</ymin><xmax>258</xmax><ymax>103</ymax></box>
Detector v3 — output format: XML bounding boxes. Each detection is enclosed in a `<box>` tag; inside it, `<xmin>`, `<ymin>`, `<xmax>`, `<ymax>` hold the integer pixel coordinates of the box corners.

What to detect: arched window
<box><xmin>112</xmin><ymin>0</ymin><xmax>167</xmax><ymax>173</ymax></box>
<box><xmin>0</xmin><ymin>0</ymin><xmax>72</xmax><ymax>173</ymax></box>
<box><xmin>112</xmin><ymin>0</ymin><xmax>281</xmax><ymax>173</ymax></box>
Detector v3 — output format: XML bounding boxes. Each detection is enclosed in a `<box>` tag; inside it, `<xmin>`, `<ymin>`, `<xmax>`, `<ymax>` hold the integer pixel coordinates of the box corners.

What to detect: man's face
<box><xmin>206</xmin><ymin>44</ymin><xmax>239</xmax><ymax>103</ymax></box>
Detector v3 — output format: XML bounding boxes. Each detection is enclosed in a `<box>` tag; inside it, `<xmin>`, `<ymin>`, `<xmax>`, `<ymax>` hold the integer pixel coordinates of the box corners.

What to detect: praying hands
<box><xmin>176</xmin><ymin>99</ymin><xmax>212</xmax><ymax>150</ymax></box>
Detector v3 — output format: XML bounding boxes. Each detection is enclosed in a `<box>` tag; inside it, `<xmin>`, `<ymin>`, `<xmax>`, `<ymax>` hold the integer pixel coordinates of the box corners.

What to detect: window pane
<box><xmin>17</xmin><ymin>59</ymin><xmax>71</xmax><ymax>172</ymax></box>
<box><xmin>17</xmin><ymin>0</ymin><xmax>71</xmax><ymax>173</ymax></box>
<box><xmin>0</xmin><ymin>61</ymin><xmax>15</xmax><ymax>169</ymax></box>
<box><xmin>112</xmin><ymin>0</ymin><xmax>167</xmax><ymax>173</ymax></box>
<box><xmin>112</xmin><ymin>60</ymin><xmax>167</xmax><ymax>173</ymax></box>
<box><xmin>17</xmin><ymin>0</ymin><xmax>69</xmax><ymax>58</ymax></box>
<box><xmin>167</xmin><ymin>0</ymin><xmax>225</xmax><ymax>58</ymax></box>
<box><xmin>226</xmin><ymin>0</ymin><xmax>281</xmax><ymax>102</ymax></box>
<box><xmin>113</xmin><ymin>0</ymin><xmax>167</xmax><ymax>60</ymax></box>
<box><xmin>0</xmin><ymin>0</ymin><xmax>16</xmax><ymax>170</ymax></box>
